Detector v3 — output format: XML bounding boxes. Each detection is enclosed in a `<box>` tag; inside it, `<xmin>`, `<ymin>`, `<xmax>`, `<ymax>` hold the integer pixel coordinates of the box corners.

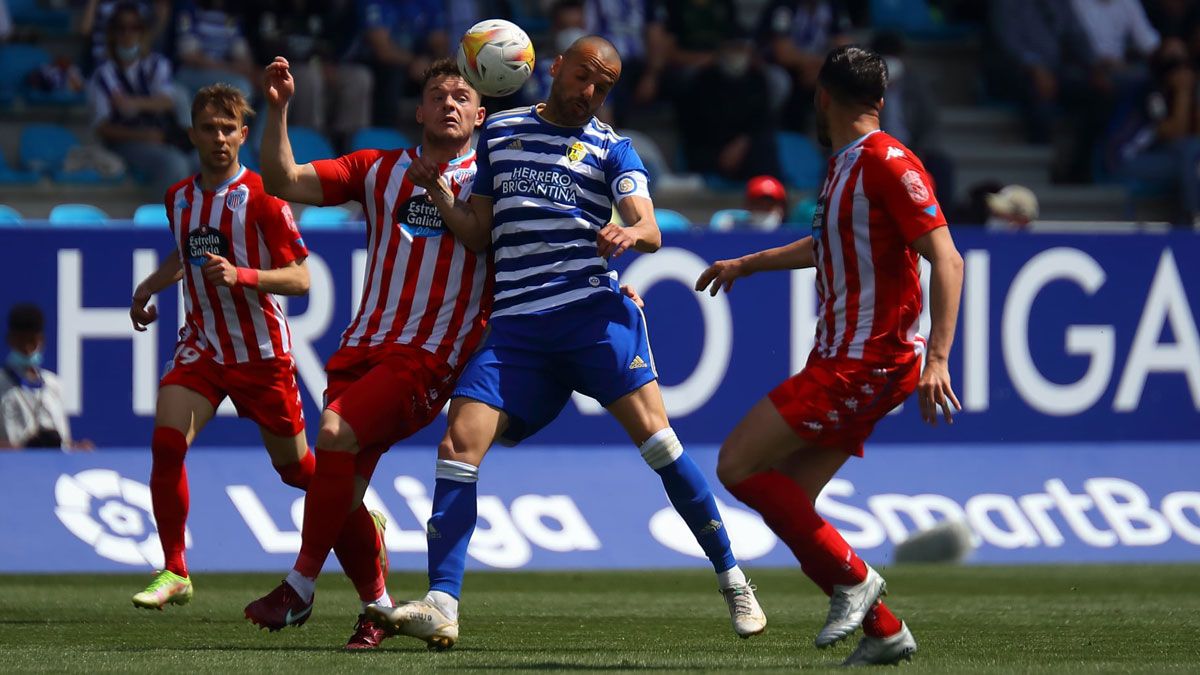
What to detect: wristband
<box><xmin>235</xmin><ymin>267</ymin><xmax>260</xmax><ymax>288</ymax></box>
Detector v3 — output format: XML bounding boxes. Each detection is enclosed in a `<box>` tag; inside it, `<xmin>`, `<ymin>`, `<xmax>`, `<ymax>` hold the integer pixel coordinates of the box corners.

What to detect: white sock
<box><xmin>717</xmin><ymin>565</ymin><xmax>747</xmax><ymax>590</ymax></box>
<box><xmin>425</xmin><ymin>589</ymin><xmax>459</xmax><ymax>621</ymax></box>
<box><xmin>362</xmin><ymin>590</ymin><xmax>393</xmax><ymax>612</ymax></box>
<box><xmin>285</xmin><ymin>569</ymin><xmax>316</xmax><ymax>603</ymax></box>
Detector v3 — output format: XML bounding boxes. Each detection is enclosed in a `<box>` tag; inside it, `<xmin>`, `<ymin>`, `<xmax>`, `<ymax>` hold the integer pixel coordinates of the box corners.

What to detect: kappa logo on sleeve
<box><xmin>900</xmin><ymin>169</ymin><xmax>930</xmax><ymax>203</ymax></box>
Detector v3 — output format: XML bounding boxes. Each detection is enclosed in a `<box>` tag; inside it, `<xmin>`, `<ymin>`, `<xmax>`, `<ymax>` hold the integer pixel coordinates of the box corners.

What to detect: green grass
<box><xmin>1</xmin><ymin>566</ymin><xmax>1197</xmax><ymax>673</ymax></box>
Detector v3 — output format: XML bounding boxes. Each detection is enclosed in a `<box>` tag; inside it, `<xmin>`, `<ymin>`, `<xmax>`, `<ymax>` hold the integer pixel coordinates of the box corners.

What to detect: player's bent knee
<box><xmin>316</xmin><ymin>411</ymin><xmax>358</xmax><ymax>453</ymax></box>
<box><xmin>715</xmin><ymin>444</ymin><xmax>754</xmax><ymax>488</ymax></box>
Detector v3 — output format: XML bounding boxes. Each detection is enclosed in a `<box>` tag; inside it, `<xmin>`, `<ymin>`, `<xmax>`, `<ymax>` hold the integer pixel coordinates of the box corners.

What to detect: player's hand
<box><xmin>406</xmin><ymin>154</ymin><xmax>443</xmax><ymax>193</ymax></box>
<box><xmin>620</xmin><ymin>283</ymin><xmax>644</xmax><ymax>308</ymax></box>
<box><xmin>203</xmin><ymin>252</ymin><xmax>239</xmax><ymax>287</ymax></box>
<box><xmin>917</xmin><ymin>357</ymin><xmax>961</xmax><ymax>426</ymax></box>
<box><xmin>694</xmin><ymin>258</ymin><xmax>745</xmax><ymax>296</ymax></box>
<box><xmin>130</xmin><ymin>293</ymin><xmax>158</xmax><ymax>331</ymax></box>
<box><xmin>597</xmin><ymin>222</ymin><xmax>634</xmax><ymax>258</ymax></box>
<box><xmin>264</xmin><ymin>56</ymin><xmax>295</xmax><ymax>108</ymax></box>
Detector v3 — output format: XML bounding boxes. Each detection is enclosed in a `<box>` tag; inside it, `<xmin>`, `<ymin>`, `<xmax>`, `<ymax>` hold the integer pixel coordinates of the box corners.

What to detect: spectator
<box><xmin>1071</xmin><ymin>0</ymin><xmax>1161</xmax><ymax>68</ymax></box>
<box><xmin>174</xmin><ymin>0</ymin><xmax>256</xmax><ymax>99</ymax></box>
<box><xmin>1106</xmin><ymin>38</ymin><xmax>1200</xmax><ymax>225</ymax></box>
<box><xmin>871</xmin><ymin>31</ymin><xmax>956</xmax><ymax>204</ymax></box>
<box><xmin>348</xmin><ymin>0</ymin><xmax>450</xmax><ymax>126</ymax></box>
<box><xmin>677</xmin><ymin>31</ymin><xmax>781</xmax><ymax>181</ymax></box>
<box><xmin>79</xmin><ymin>0</ymin><xmax>170</xmax><ymax>73</ymax></box>
<box><xmin>0</xmin><ymin>304</ymin><xmax>92</xmax><ymax>451</ymax></box>
<box><xmin>984</xmin><ymin>184</ymin><xmax>1040</xmax><ymax>229</ymax></box>
<box><xmin>28</xmin><ymin>57</ymin><xmax>85</xmax><ymax>97</ymax></box>
<box><xmin>1145</xmin><ymin>0</ymin><xmax>1200</xmax><ymax>45</ymax></box>
<box><xmin>247</xmin><ymin>0</ymin><xmax>372</xmax><ymax>148</ymax></box>
<box><xmin>759</xmin><ymin>0</ymin><xmax>850</xmax><ymax>131</ymax></box>
<box><xmin>89</xmin><ymin>2</ymin><xmax>193</xmax><ymax>194</ymax></box>
<box><xmin>711</xmin><ymin>175</ymin><xmax>791</xmax><ymax>231</ymax></box>
<box><xmin>585</xmin><ymin>0</ymin><xmax>670</xmax><ymax>123</ymax></box>
<box><xmin>510</xmin><ymin>0</ymin><xmax>586</xmax><ymax>108</ymax></box>
<box><xmin>659</xmin><ymin>0</ymin><xmax>737</xmax><ymax>74</ymax></box>
<box><xmin>0</xmin><ymin>0</ymin><xmax>12</xmax><ymax>42</ymax></box>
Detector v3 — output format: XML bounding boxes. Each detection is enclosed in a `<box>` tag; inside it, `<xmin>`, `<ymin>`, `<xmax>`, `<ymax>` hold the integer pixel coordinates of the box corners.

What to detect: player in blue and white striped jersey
<box><xmin>370</xmin><ymin>35</ymin><xmax>767</xmax><ymax>649</ymax></box>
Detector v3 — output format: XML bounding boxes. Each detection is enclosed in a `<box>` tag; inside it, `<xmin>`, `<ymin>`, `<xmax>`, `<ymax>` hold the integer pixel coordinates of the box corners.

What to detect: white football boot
<box><xmin>815</xmin><ymin>565</ymin><xmax>887</xmax><ymax>648</ymax></box>
<box><xmin>366</xmin><ymin>599</ymin><xmax>458</xmax><ymax>651</ymax></box>
<box><xmin>842</xmin><ymin>622</ymin><xmax>917</xmax><ymax>666</ymax></box>
<box><xmin>720</xmin><ymin>581</ymin><xmax>767</xmax><ymax>638</ymax></box>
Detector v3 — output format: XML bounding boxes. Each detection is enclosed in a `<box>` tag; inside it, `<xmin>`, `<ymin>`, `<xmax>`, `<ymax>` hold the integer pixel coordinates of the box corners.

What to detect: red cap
<box><xmin>746</xmin><ymin>175</ymin><xmax>787</xmax><ymax>202</ymax></box>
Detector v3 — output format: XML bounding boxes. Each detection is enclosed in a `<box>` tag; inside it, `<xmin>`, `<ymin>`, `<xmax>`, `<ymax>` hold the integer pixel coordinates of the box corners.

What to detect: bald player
<box><xmin>367</xmin><ymin>36</ymin><xmax>767</xmax><ymax>649</ymax></box>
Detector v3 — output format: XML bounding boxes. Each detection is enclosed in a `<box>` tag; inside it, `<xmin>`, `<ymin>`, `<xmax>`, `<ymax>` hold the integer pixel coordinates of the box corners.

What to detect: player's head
<box><xmin>106</xmin><ymin>1</ymin><xmax>146</xmax><ymax>64</ymax></box>
<box><xmin>189</xmin><ymin>84</ymin><xmax>253</xmax><ymax>173</ymax></box>
<box><xmin>547</xmin><ymin>35</ymin><xmax>621</xmax><ymax>126</ymax></box>
<box><xmin>814</xmin><ymin>45</ymin><xmax>888</xmax><ymax>148</ymax></box>
<box><xmin>6</xmin><ymin>303</ymin><xmax>45</xmax><ymax>368</ymax></box>
<box><xmin>416</xmin><ymin>58</ymin><xmax>485</xmax><ymax>147</ymax></box>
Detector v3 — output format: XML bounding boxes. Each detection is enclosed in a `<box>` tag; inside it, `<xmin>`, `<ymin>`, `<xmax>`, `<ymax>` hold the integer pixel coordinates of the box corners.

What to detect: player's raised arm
<box><xmin>410</xmin><ymin>156</ymin><xmax>493</xmax><ymax>252</ymax></box>
<box><xmin>261</xmin><ymin>57</ymin><xmax>325</xmax><ymax>204</ymax></box>
<box><xmin>910</xmin><ymin>226</ymin><xmax>963</xmax><ymax>425</ymax></box>
<box><xmin>130</xmin><ymin>251</ymin><xmax>183</xmax><ymax>331</ymax></box>
<box><xmin>695</xmin><ymin>236</ymin><xmax>815</xmax><ymax>296</ymax></box>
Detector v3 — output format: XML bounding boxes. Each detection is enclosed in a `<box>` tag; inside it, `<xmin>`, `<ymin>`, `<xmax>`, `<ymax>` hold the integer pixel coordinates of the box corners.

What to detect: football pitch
<box><xmin>1</xmin><ymin>565</ymin><xmax>1196</xmax><ymax>673</ymax></box>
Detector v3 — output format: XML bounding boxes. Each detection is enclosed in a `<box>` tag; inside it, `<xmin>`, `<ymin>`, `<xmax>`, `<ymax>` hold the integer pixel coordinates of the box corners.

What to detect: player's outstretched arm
<box><xmin>130</xmin><ymin>251</ymin><xmax>184</xmax><ymax>331</ymax></box>
<box><xmin>261</xmin><ymin>57</ymin><xmax>325</xmax><ymax>204</ymax></box>
<box><xmin>202</xmin><ymin>253</ymin><xmax>311</xmax><ymax>296</ymax></box>
<box><xmin>413</xmin><ymin>158</ymin><xmax>493</xmax><ymax>251</ymax></box>
<box><xmin>911</xmin><ymin>226</ymin><xmax>964</xmax><ymax>426</ymax></box>
<box><xmin>694</xmin><ymin>236</ymin><xmax>815</xmax><ymax>296</ymax></box>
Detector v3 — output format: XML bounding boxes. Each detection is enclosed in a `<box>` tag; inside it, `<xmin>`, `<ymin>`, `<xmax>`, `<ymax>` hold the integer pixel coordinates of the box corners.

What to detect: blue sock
<box><xmin>642</xmin><ymin>428</ymin><xmax>737</xmax><ymax>573</ymax></box>
<box><xmin>426</xmin><ymin>459</ymin><xmax>479</xmax><ymax>599</ymax></box>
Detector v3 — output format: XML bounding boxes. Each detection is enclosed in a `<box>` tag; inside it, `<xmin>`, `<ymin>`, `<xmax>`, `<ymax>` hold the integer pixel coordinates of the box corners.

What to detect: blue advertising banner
<box><xmin>0</xmin><ymin>229</ymin><xmax>1197</xmax><ymax>446</ymax></box>
<box><xmin>1</xmin><ymin>445</ymin><xmax>1198</xmax><ymax>573</ymax></box>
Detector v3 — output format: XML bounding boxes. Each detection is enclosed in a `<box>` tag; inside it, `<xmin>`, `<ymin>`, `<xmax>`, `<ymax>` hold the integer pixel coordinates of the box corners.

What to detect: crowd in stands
<box><xmin>1</xmin><ymin>0</ymin><xmax>1199</xmax><ymax>226</ymax></box>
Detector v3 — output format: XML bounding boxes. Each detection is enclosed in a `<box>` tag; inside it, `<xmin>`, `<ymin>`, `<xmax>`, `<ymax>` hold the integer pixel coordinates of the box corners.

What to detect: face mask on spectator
<box><xmin>7</xmin><ymin>350</ymin><xmax>42</xmax><ymax>372</ymax></box>
<box><xmin>116</xmin><ymin>44</ymin><xmax>141</xmax><ymax>62</ymax></box>
<box><xmin>747</xmin><ymin>210</ymin><xmax>783</xmax><ymax>230</ymax></box>
<box><xmin>555</xmin><ymin>28</ymin><xmax>586</xmax><ymax>55</ymax></box>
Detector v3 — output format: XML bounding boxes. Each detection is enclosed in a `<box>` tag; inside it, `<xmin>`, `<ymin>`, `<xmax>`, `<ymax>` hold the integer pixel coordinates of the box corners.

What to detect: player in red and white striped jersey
<box><xmin>243</xmin><ymin>57</ymin><xmax>490</xmax><ymax>647</ymax></box>
<box><xmin>696</xmin><ymin>46</ymin><xmax>965</xmax><ymax>666</ymax></box>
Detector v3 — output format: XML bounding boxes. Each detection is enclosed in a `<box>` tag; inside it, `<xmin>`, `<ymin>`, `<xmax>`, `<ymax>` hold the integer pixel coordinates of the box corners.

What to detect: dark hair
<box><xmin>817</xmin><ymin>45</ymin><xmax>888</xmax><ymax>107</ymax></box>
<box><xmin>105</xmin><ymin>1</ymin><xmax>145</xmax><ymax>60</ymax></box>
<box><xmin>551</xmin><ymin>0</ymin><xmax>585</xmax><ymax>20</ymax></box>
<box><xmin>191</xmin><ymin>83</ymin><xmax>255</xmax><ymax>124</ymax></box>
<box><xmin>8</xmin><ymin>303</ymin><xmax>44</xmax><ymax>334</ymax></box>
<box><xmin>421</xmin><ymin>58</ymin><xmax>478</xmax><ymax>98</ymax></box>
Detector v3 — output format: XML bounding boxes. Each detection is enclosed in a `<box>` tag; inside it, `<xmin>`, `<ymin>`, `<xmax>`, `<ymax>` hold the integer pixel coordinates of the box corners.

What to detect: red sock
<box><xmin>334</xmin><ymin>504</ymin><xmax>386</xmax><ymax>602</ymax></box>
<box><xmin>294</xmin><ymin>449</ymin><xmax>356</xmax><ymax>578</ymax></box>
<box><xmin>149</xmin><ymin>427</ymin><xmax>189</xmax><ymax>578</ymax></box>
<box><xmin>864</xmin><ymin>600</ymin><xmax>903</xmax><ymax>638</ymax></box>
<box><xmin>727</xmin><ymin>469</ymin><xmax>866</xmax><ymax>589</ymax></box>
<box><xmin>275</xmin><ymin>448</ymin><xmax>315</xmax><ymax>490</ymax></box>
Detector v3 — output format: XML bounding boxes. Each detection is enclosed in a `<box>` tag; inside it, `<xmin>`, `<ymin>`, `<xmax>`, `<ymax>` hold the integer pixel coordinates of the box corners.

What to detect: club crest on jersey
<box><xmin>225</xmin><ymin>185</ymin><xmax>249</xmax><ymax>210</ymax></box>
<box><xmin>566</xmin><ymin>141</ymin><xmax>587</xmax><ymax>163</ymax></box>
<box><xmin>900</xmin><ymin>169</ymin><xmax>930</xmax><ymax>203</ymax></box>
<box><xmin>395</xmin><ymin>194</ymin><xmax>446</xmax><ymax>238</ymax></box>
<box><xmin>453</xmin><ymin>168</ymin><xmax>473</xmax><ymax>185</ymax></box>
<box><xmin>184</xmin><ymin>225</ymin><xmax>230</xmax><ymax>266</ymax></box>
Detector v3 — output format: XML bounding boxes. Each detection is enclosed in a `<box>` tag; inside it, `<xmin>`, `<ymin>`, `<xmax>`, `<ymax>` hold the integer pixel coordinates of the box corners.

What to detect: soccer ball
<box><xmin>456</xmin><ymin>19</ymin><xmax>535</xmax><ymax>98</ymax></box>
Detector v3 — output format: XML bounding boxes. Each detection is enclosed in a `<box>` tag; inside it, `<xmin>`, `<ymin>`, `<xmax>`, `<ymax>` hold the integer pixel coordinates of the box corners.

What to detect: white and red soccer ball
<box><xmin>456</xmin><ymin>19</ymin><xmax>535</xmax><ymax>98</ymax></box>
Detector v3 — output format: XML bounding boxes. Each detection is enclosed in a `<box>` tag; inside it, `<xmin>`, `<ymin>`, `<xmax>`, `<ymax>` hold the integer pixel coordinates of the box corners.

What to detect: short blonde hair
<box><xmin>191</xmin><ymin>84</ymin><xmax>255</xmax><ymax>125</ymax></box>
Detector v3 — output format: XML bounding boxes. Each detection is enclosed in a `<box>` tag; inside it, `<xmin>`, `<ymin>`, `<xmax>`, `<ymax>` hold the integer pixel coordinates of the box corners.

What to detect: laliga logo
<box><xmin>54</xmin><ymin>469</ymin><xmax>190</xmax><ymax>567</ymax></box>
<box><xmin>649</xmin><ymin>500</ymin><xmax>778</xmax><ymax>560</ymax></box>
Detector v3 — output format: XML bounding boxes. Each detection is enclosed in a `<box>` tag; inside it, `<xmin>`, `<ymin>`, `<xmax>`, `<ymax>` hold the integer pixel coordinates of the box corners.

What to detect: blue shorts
<box><xmin>453</xmin><ymin>290</ymin><xmax>658</xmax><ymax>444</ymax></box>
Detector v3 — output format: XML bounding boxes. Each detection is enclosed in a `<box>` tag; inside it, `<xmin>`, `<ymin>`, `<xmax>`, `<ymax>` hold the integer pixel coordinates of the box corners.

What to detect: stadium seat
<box><xmin>288</xmin><ymin>127</ymin><xmax>336</xmax><ymax>165</ymax></box>
<box><xmin>0</xmin><ymin>44</ymin><xmax>51</xmax><ymax>106</ymax></box>
<box><xmin>0</xmin><ymin>152</ymin><xmax>39</xmax><ymax>185</ymax></box>
<box><xmin>48</xmin><ymin>203</ymin><xmax>109</xmax><ymax>226</ymax></box>
<box><xmin>350</xmin><ymin>127</ymin><xmax>412</xmax><ymax>152</ymax></box>
<box><xmin>777</xmin><ymin>132</ymin><xmax>824</xmax><ymax>190</ymax></box>
<box><xmin>0</xmin><ymin>205</ymin><xmax>24</xmax><ymax>227</ymax></box>
<box><xmin>654</xmin><ymin>208</ymin><xmax>691</xmax><ymax>231</ymax></box>
<box><xmin>19</xmin><ymin>124</ymin><xmax>122</xmax><ymax>184</ymax></box>
<box><xmin>7</xmin><ymin>0</ymin><xmax>72</xmax><ymax>33</ymax></box>
<box><xmin>299</xmin><ymin>205</ymin><xmax>352</xmax><ymax>228</ymax></box>
<box><xmin>132</xmin><ymin>203</ymin><xmax>170</xmax><ymax>228</ymax></box>
<box><xmin>709</xmin><ymin>208</ymin><xmax>752</xmax><ymax>231</ymax></box>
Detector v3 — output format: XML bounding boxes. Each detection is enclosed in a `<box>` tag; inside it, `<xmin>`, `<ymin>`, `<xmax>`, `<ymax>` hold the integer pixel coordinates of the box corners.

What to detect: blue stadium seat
<box><xmin>870</xmin><ymin>0</ymin><xmax>935</xmax><ymax>32</ymax></box>
<box><xmin>709</xmin><ymin>208</ymin><xmax>752</xmax><ymax>230</ymax></box>
<box><xmin>7</xmin><ymin>0</ymin><xmax>72</xmax><ymax>32</ymax></box>
<box><xmin>350</xmin><ymin>127</ymin><xmax>412</xmax><ymax>152</ymax></box>
<box><xmin>299</xmin><ymin>205</ymin><xmax>352</xmax><ymax>228</ymax></box>
<box><xmin>133</xmin><ymin>203</ymin><xmax>170</xmax><ymax>228</ymax></box>
<box><xmin>19</xmin><ymin>124</ymin><xmax>121</xmax><ymax>184</ymax></box>
<box><xmin>0</xmin><ymin>205</ymin><xmax>24</xmax><ymax>227</ymax></box>
<box><xmin>48</xmin><ymin>203</ymin><xmax>109</xmax><ymax>227</ymax></box>
<box><xmin>288</xmin><ymin>127</ymin><xmax>336</xmax><ymax>165</ymax></box>
<box><xmin>654</xmin><ymin>208</ymin><xmax>691</xmax><ymax>231</ymax></box>
<box><xmin>0</xmin><ymin>44</ymin><xmax>51</xmax><ymax>106</ymax></box>
<box><xmin>0</xmin><ymin>152</ymin><xmax>38</xmax><ymax>185</ymax></box>
<box><xmin>777</xmin><ymin>132</ymin><xmax>824</xmax><ymax>190</ymax></box>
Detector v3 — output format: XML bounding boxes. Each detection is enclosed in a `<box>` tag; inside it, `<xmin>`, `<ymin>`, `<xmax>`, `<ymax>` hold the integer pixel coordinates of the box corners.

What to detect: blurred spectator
<box><xmin>514</xmin><ymin>0</ymin><xmax>586</xmax><ymax>106</ymax></box>
<box><xmin>90</xmin><ymin>3</ymin><xmax>193</xmax><ymax>194</ymax></box>
<box><xmin>659</xmin><ymin>0</ymin><xmax>737</xmax><ymax>73</ymax></box>
<box><xmin>984</xmin><ymin>184</ymin><xmax>1040</xmax><ymax>229</ymax></box>
<box><xmin>348</xmin><ymin>0</ymin><xmax>450</xmax><ymax>126</ymax></box>
<box><xmin>1071</xmin><ymin>0</ymin><xmax>1160</xmax><ymax>68</ymax></box>
<box><xmin>759</xmin><ymin>0</ymin><xmax>850</xmax><ymax>131</ymax></box>
<box><xmin>0</xmin><ymin>0</ymin><xmax>12</xmax><ymax>41</ymax></box>
<box><xmin>711</xmin><ymin>175</ymin><xmax>790</xmax><ymax>231</ymax></box>
<box><xmin>247</xmin><ymin>0</ymin><xmax>372</xmax><ymax>148</ymax></box>
<box><xmin>677</xmin><ymin>32</ymin><xmax>781</xmax><ymax>180</ymax></box>
<box><xmin>28</xmin><ymin>57</ymin><xmax>85</xmax><ymax>96</ymax></box>
<box><xmin>0</xmin><ymin>304</ymin><xmax>92</xmax><ymax>451</ymax></box>
<box><xmin>79</xmin><ymin>0</ymin><xmax>170</xmax><ymax>73</ymax></box>
<box><xmin>174</xmin><ymin>0</ymin><xmax>255</xmax><ymax>99</ymax></box>
<box><xmin>1106</xmin><ymin>38</ymin><xmax>1200</xmax><ymax>225</ymax></box>
<box><xmin>871</xmin><ymin>31</ymin><xmax>956</xmax><ymax>204</ymax></box>
<box><xmin>585</xmin><ymin>0</ymin><xmax>670</xmax><ymax>124</ymax></box>
<box><xmin>950</xmin><ymin>179</ymin><xmax>1004</xmax><ymax>225</ymax></box>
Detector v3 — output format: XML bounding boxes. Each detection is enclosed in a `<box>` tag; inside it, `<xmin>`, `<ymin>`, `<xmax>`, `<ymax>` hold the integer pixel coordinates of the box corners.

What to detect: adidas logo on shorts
<box><xmin>628</xmin><ymin>356</ymin><xmax>648</xmax><ymax>370</ymax></box>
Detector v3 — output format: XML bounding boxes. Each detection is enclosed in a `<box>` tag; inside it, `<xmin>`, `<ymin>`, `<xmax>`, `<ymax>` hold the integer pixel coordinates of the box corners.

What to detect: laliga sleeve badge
<box><xmin>900</xmin><ymin>169</ymin><xmax>930</xmax><ymax>203</ymax></box>
<box><xmin>184</xmin><ymin>225</ymin><xmax>231</xmax><ymax>266</ymax></box>
<box><xmin>616</xmin><ymin>176</ymin><xmax>636</xmax><ymax>196</ymax></box>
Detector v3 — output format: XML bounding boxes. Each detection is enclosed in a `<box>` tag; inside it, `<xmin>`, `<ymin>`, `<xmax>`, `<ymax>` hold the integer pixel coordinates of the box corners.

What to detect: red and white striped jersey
<box><xmin>166</xmin><ymin>166</ymin><xmax>308</xmax><ymax>365</ymax></box>
<box><xmin>810</xmin><ymin>130</ymin><xmax>946</xmax><ymax>363</ymax></box>
<box><xmin>313</xmin><ymin>147</ymin><xmax>492</xmax><ymax>371</ymax></box>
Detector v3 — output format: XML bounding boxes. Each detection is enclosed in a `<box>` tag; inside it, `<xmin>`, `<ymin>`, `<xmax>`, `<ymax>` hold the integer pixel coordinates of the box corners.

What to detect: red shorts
<box><xmin>324</xmin><ymin>344</ymin><xmax>455</xmax><ymax>459</ymax></box>
<box><xmin>159</xmin><ymin>343</ymin><xmax>305</xmax><ymax>437</ymax></box>
<box><xmin>769</xmin><ymin>353</ymin><xmax>920</xmax><ymax>457</ymax></box>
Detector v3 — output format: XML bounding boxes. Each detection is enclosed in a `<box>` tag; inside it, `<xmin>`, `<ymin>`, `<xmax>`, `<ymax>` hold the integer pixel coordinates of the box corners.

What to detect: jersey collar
<box><xmin>194</xmin><ymin>164</ymin><xmax>246</xmax><ymax>193</ymax></box>
<box><xmin>833</xmin><ymin>129</ymin><xmax>881</xmax><ymax>158</ymax></box>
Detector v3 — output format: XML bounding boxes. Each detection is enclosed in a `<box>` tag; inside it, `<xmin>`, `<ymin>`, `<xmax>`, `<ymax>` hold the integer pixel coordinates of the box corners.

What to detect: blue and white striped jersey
<box><xmin>474</xmin><ymin>106</ymin><xmax>651</xmax><ymax>318</ymax></box>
